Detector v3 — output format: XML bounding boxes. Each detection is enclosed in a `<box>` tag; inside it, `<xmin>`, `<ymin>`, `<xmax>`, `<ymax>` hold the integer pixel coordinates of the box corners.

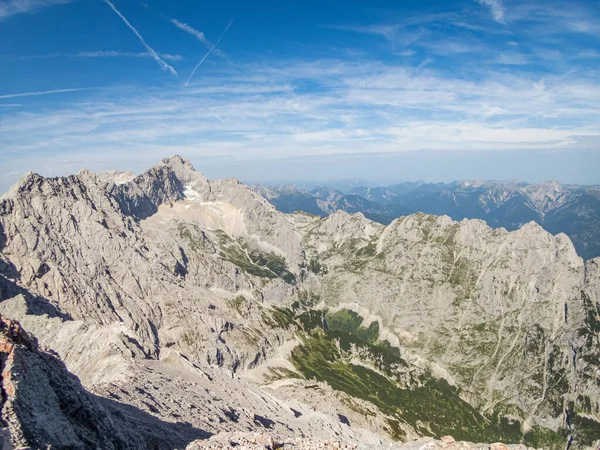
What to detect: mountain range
<box><xmin>0</xmin><ymin>157</ymin><xmax>599</xmax><ymax>449</ymax></box>
<box><xmin>252</xmin><ymin>181</ymin><xmax>600</xmax><ymax>260</ymax></box>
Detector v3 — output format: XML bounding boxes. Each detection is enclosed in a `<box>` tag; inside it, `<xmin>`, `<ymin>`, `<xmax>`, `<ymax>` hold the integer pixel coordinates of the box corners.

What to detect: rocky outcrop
<box><xmin>0</xmin><ymin>314</ymin><xmax>211</xmax><ymax>449</ymax></box>
<box><xmin>185</xmin><ymin>432</ymin><xmax>541</xmax><ymax>450</ymax></box>
<box><xmin>0</xmin><ymin>156</ymin><xmax>598</xmax><ymax>449</ymax></box>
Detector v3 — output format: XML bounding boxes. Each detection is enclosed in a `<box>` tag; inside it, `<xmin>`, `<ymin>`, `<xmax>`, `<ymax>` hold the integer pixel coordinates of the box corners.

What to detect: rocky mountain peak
<box><xmin>97</xmin><ymin>170</ymin><xmax>136</xmax><ymax>185</ymax></box>
<box><xmin>2</xmin><ymin>172</ymin><xmax>47</xmax><ymax>199</ymax></box>
<box><xmin>162</xmin><ymin>154</ymin><xmax>196</xmax><ymax>171</ymax></box>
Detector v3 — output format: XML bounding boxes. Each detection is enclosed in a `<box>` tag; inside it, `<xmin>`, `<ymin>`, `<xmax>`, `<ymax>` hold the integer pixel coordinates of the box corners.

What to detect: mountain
<box><xmin>330</xmin><ymin>195</ymin><xmax>412</xmax><ymax>224</ymax></box>
<box><xmin>348</xmin><ymin>186</ymin><xmax>399</xmax><ymax>204</ymax></box>
<box><xmin>255</xmin><ymin>180</ymin><xmax>600</xmax><ymax>260</ymax></box>
<box><xmin>251</xmin><ymin>184</ymin><xmax>325</xmax><ymax>216</ymax></box>
<box><xmin>391</xmin><ymin>181</ymin><xmax>600</xmax><ymax>260</ymax></box>
<box><xmin>252</xmin><ymin>185</ymin><xmax>412</xmax><ymax>224</ymax></box>
<box><xmin>0</xmin><ymin>157</ymin><xmax>599</xmax><ymax>449</ymax></box>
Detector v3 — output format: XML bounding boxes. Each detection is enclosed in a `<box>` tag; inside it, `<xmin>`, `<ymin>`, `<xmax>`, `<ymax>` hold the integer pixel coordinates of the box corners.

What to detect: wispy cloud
<box><xmin>496</xmin><ymin>53</ymin><xmax>529</xmax><ymax>65</ymax></box>
<box><xmin>0</xmin><ymin>88</ymin><xmax>86</xmax><ymax>99</ymax></box>
<box><xmin>577</xmin><ymin>50</ymin><xmax>600</xmax><ymax>59</ymax></box>
<box><xmin>171</xmin><ymin>18</ymin><xmax>211</xmax><ymax>46</ymax></box>
<box><xmin>103</xmin><ymin>0</ymin><xmax>177</xmax><ymax>75</ymax></box>
<box><xmin>0</xmin><ymin>104</ymin><xmax>22</xmax><ymax>107</ymax></box>
<box><xmin>169</xmin><ymin>17</ymin><xmax>229</xmax><ymax>60</ymax></box>
<box><xmin>0</xmin><ymin>0</ymin><xmax>72</xmax><ymax>20</ymax></box>
<box><xmin>185</xmin><ymin>18</ymin><xmax>233</xmax><ymax>86</ymax></box>
<box><xmin>327</xmin><ymin>24</ymin><xmax>400</xmax><ymax>39</ymax></box>
<box><xmin>1</xmin><ymin>58</ymin><xmax>599</xmax><ymax>163</ymax></box>
<box><xmin>477</xmin><ymin>0</ymin><xmax>505</xmax><ymax>23</ymax></box>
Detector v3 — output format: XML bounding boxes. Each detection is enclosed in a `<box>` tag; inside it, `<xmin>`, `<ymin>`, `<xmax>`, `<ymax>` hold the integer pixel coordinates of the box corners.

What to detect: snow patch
<box><xmin>184</xmin><ymin>184</ymin><xmax>201</xmax><ymax>201</ymax></box>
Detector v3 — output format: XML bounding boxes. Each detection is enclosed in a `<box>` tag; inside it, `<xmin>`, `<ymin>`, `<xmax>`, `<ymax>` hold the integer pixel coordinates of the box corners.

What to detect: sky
<box><xmin>1</xmin><ymin>0</ymin><xmax>599</xmax><ymax>192</ymax></box>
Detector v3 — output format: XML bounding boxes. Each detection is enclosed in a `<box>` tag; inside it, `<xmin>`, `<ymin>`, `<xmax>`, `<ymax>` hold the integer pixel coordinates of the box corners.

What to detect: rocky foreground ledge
<box><xmin>186</xmin><ymin>432</ymin><xmax>540</xmax><ymax>450</ymax></box>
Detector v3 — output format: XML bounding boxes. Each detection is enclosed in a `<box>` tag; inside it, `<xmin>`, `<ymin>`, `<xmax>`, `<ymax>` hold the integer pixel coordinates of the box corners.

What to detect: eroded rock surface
<box><xmin>0</xmin><ymin>156</ymin><xmax>598</xmax><ymax>449</ymax></box>
<box><xmin>0</xmin><ymin>314</ymin><xmax>210</xmax><ymax>449</ymax></box>
<box><xmin>185</xmin><ymin>432</ymin><xmax>542</xmax><ymax>450</ymax></box>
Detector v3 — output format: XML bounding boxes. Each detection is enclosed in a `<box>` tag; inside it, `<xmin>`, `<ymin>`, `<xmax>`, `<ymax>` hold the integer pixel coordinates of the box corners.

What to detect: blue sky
<box><xmin>0</xmin><ymin>0</ymin><xmax>599</xmax><ymax>191</ymax></box>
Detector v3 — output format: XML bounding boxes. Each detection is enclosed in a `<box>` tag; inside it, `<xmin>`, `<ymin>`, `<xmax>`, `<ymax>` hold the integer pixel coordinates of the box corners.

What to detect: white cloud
<box><xmin>1</xmin><ymin>59</ymin><xmax>598</xmax><ymax>168</ymax></box>
<box><xmin>0</xmin><ymin>0</ymin><xmax>73</xmax><ymax>19</ymax></box>
<box><xmin>477</xmin><ymin>0</ymin><xmax>505</xmax><ymax>23</ymax></box>
<box><xmin>577</xmin><ymin>50</ymin><xmax>600</xmax><ymax>59</ymax></box>
<box><xmin>496</xmin><ymin>53</ymin><xmax>529</xmax><ymax>65</ymax></box>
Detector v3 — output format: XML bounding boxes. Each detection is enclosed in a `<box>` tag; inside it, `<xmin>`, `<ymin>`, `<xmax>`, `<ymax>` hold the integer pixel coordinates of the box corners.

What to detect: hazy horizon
<box><xmin>2</xmin><ymin>149</ymin><xmax>599</xmax><ymax>195</ymax></box>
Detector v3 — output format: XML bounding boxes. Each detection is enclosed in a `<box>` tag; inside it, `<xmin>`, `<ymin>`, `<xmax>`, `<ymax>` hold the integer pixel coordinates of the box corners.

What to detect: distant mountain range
<box><xmin>252</xmin><ymin>180</ymin><xmax>600</xmax><ymax>260</ymax></box>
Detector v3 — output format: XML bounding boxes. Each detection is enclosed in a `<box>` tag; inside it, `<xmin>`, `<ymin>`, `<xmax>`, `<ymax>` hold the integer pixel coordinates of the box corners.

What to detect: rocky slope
<box><xmin>0</xmin><ymin>314</ymin><xmax>210</xmax><ymax>449</ymax></box>
<box><xmin>0</xmin><ymin>156</ymin><xmax>599</xmax><ymax>449</ymax></box>
<box><xmin>185</xmin><ymin>432</ymin><xmax>540</xmax><ymax>450</ymax></box>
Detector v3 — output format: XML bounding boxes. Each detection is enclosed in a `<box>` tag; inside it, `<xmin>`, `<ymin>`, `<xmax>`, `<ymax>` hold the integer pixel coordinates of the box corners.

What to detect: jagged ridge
<box><xmin>0</xmin><ymin>156</ymin><xmax>598</xmax><ymax>449</ymax></box>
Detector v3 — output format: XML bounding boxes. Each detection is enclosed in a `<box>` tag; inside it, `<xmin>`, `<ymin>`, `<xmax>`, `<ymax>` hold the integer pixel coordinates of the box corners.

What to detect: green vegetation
<box><xmin>580</xmin><ymin>292</ymin><xmax>600</xmax><ymax>348</ymax></box>
<box><xmin>239</xmin><ymin>327</ymin><xmax>265</xmax><ymax>346</ymax></box>
<box><xmin>307</xmin><ymin>257</ymin><xmax>328</xmax><ymax>275</ymax></box>
<box><xmin>296</xmin><ymin>309</ymin><xmax>324</xmax><ymax>331</ymax></box>
<box><xmin>290</xmin><ymin>332</ymin><xmax>520</xmax><ymax>442</ymax></box>
<box><xmin>384</xmin><ymin>418</ymin><xmax>407</xmax><ymax>440</ymax></box>
<box><xmin>228</xmin><ymin>296</ymin><xmax>248</xmax><ymax>317</ymax></box>
<box><xmin>292</xmin><ymin>289</ymin><xmax>321</xmax><ymax>311</ymax></box>
<box><xmin>340</xmin><ymin>396</ymin><xmax>376</xmax><ymax>418</ymax></box>
<box><xmin>178</xmin><ymin>222</ymin><xmax>211</xmax><ymax>252</ymax></box>
<box><xmin>339</xmin><ymin>237</ymin><xmax>384</xmax><ymax>271</ymax></box>
<box><xmin>249</xmin><ymin>249</ymin><xmax>297</xmax><ymax>284</ymax></box>
<box><xmin>544</xmin><ymin>345</ymin><xmax>569</xmax><ymax>417</ymax></box>
<box><xmin>355</xmin><ymin>241</ymin><xmax>378</xmax><ymax>258</ymax></box>
<box><xmin>326</xmin><ymin>309</ymin><xmax>379</xmax><ymax>344</ymax></box>
<box><xmin>213</xmin><ymin>230</ymin><xmax>296</xmax><ymax>284</ymax></box>
<box><xmin>180</xmin><ymin>329</ymin><xmax>202</xmax><ymax>348</ymax></box>
<box><xmin>270</xmin><ymin>306</ymin><xmax>568</xmax><ymax>448</ymax></box>
<box><xmin>262</xmin><ymin>306</ymin><xmax>296</xmax><ymax>329</ymax></box>
<box><xmin>573</xmin><ymin>412</ymin><xmax>600</xmax><ymax>447</ymax></box>
<box><xmin>523</xmin><ymin>426</ymin><xmax>569</xmax><ymax>449</ymax></box>
<box><xmin>264</xmin><ymin>366</ymin><xmax>301</xmax><ymax>383</ymax></box>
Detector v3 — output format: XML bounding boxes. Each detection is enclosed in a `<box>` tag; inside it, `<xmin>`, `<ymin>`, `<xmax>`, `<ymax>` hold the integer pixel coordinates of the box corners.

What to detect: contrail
<box><xmin>0</xmin><ymin>88</ymin><xmax>86</xmax><ymax>99</ymax></box>
<box><xmin>103</xmin><ymin>0</ymin><xmax>177</xmax><ymax>76</ymax></box>
<box><xmin>185</xmin><ymin>18</ymin><xmax>233</xmax><ymax>86</ymax></box>
<box><xmin>171</xmin><ymin>18</ymin><xmax>210</xmax><ymax>46</ymax></box>
<box><xmin>18</xmin><ymin>51</ymin><xmax>182</xmax><ymax>61</ymax></box>
<box><xmin>169</xmin><ymin>17</ymin><xmax>229</xmax><ymax>61</ymax></box>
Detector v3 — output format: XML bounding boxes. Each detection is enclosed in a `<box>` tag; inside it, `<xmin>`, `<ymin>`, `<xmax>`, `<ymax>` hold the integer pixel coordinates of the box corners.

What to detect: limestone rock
<box><xmin>0</xmin><ymin>156</ymin><xmax>598</xmax><ymax>449</ymax></box>
<box><xmin>0</xmin><ymin>314</ymin><xmax>210</xmax><ymax>449</ymax></box>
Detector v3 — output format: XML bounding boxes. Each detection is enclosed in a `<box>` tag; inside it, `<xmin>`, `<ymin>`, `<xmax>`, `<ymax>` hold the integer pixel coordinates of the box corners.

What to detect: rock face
<box><xmin>0</xmin><ymin>156</ymin><xmax>599</xmax><ymax>449</ymax></box>
<box><xmin>0</xmin><ymin>314</ymin><xmax>210</xmax><ymax>449</ymax></box>
<box><xmin>185</xmin><ymin>432</ymin><xmax>539</xmax><ymax>450</ymax></box>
